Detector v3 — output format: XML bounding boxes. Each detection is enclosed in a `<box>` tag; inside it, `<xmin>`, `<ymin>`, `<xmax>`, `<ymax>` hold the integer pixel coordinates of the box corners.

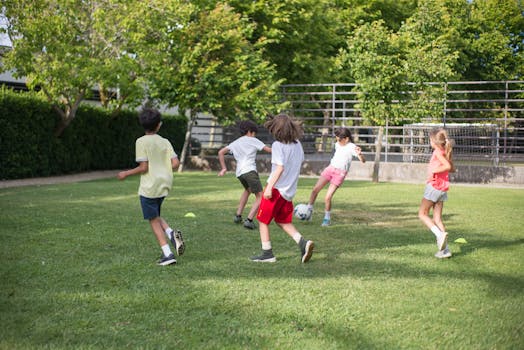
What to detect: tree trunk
<box><xmin>51</xmin><ymin>91</ymin><xmax>85</xmax><ymax>137</ymax></box>
<box><xmin>372</xmin><ymin>126</ymin><xmax>383</xmax><ymax>183</ymax></box>
<box><xmin>178</xmin><ymin>109</ymin><xmax>196</xmax><ymax>173</ymax></box>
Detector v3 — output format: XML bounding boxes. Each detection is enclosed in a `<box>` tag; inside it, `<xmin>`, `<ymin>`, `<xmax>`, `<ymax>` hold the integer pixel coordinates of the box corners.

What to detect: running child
<box><xmin>251</xmin><ymin>113</ymin><xmax>314</xmax><ymax>263</ymax></box>
<box><xmin>218</xmin><ymin>120</ymin><xmax>271</xmax><ymax>230</ymax></box>
<box><xmin>418</xmin><ymin>128</ymin><xmax>454</xmax><ymax>259</ymax></box>
<box><xmin>306</xmin><ymin>127</ymin><xmax>365</xmax><ymax>226</ymax></box>
<box><xmin>117</xmin><ymin>108</ymin><xmax>185</xmax><ymax>266</ymax></box>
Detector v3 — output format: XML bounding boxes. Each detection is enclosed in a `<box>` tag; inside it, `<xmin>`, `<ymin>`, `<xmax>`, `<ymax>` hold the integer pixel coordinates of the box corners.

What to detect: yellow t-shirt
<box><xmin>135</xmin><ymin>134</ymin><xmax>177</xmax><ymax>198</ymax></box>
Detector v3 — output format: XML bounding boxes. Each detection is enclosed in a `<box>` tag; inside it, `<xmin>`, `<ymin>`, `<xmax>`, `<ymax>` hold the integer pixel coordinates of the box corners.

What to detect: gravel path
<box><xmin>0</xmin><ymin>170</ymin><xmax>118</xmax><ymax>189</ymax></box>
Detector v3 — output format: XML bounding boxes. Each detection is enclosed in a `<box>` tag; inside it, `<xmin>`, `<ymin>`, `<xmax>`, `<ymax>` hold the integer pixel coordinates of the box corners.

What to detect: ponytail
<box><xmin>430</xmin><ymin>128</ymin><xmax>455</xmax><ymax>172</ymax></box>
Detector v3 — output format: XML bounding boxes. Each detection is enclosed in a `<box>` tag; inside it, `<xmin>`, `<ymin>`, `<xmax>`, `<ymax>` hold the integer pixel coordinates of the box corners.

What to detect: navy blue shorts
<box><xmin>140</xmin><ymin>196</ymin><xmax>165</xmax><ymax>220</ymax></box>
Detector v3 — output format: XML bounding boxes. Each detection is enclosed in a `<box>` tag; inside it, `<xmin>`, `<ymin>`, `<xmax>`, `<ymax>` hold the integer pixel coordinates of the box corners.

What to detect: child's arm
<box><xmin>217</xmin><ymin>146</ymin><xmax>230</xmax><ymax>176</ymax></box>
<box><xmin>117</xmin><ymin>161</ymin><xmax>148</xmax><ymax>180</ymax></box>
<box><xmin>263</xmin><ymin>146</ymin><xmax>272</xmax><ymax>153</ymax></box>
<box><xmin>172</xmin><ymin>157</ymin><xmax>180</xmax><ymax>170</ymax></box>
<box><xmin>431</xmin><ymin>152</ymin><xmax>451</xmax><ymax>174</ymax></box>
<box><xmin>264</xmin><ymin>164</ymin><xmax>284</xmax><ymax>199</ymax></box>
<box><xmin>355</xmin><ymin>146</ymin><xmax>366</xmax><ymax>163</ymax></box>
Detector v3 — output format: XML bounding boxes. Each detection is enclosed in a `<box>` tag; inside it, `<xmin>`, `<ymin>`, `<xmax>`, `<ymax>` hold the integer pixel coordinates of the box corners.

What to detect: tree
<box><xmin>398</xmin><ymin>0</ymin><xmax>461</xmax><ymax>121</ymax></box>
<box><xmin>465</xmin><ymin>0</ymin><xmax>524</xmax><ymax>80</ymax></box>
<box><xmin>1</xmin><ymin>0</ymin><xmax>148</xmax><ymax>136</ymax></box>
<box><xmin>144</xmin><ymin>3</ymin><xmax>284</xmax><ymax>171</ymax></box>
<box><xmin>338</xmin><ymin>21</ymin><xmax>408</xmax><ymax>181</ymax></box>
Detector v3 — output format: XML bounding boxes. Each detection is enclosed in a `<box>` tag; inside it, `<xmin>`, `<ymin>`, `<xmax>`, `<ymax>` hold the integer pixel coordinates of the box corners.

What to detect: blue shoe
<box><xmin>158</xmin><ymin>253</ymin><xmax>177</xmax><ymax>266</ymax></box>
<box><xmin>321</xmin><ymin>218</ymin><xmax>330</xmax><ymax>227</ymax></box>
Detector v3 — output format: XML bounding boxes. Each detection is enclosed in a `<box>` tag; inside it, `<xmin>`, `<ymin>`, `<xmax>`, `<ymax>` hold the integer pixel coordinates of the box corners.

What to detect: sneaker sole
<box><xmin>158</xmin><ymin>258</ymin><xmax>177</xmax><ymax>266</ymax></box>
<box><xmin>174</xmin><ymin>231</ymin><xmax>185</xmax><ymax>256</ymax></box>
<box><xmin>435</xmin><ymin>251</ymin><xmax>452</xmax><ymax>259</ymax></box>
<box><xmin>250</xmin><ymin>257</ymin><xmax>277</xmax><ymax>263</ymax></box>
<box><xmin>301</xmin><ymin>241</ymin><xmax>314</xmax><ymax>263</ymax></box>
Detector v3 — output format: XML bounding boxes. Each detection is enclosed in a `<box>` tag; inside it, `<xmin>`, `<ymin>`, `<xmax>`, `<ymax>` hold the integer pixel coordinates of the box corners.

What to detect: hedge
<box><xmin>0</xmin><ymin>88</ymin><xmax>187</xmax><ymax>180</ymax></box>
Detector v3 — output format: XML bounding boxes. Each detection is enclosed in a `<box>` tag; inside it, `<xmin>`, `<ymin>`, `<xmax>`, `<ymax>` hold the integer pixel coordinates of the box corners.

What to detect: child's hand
<box><xmin>117</xmin><ymin>171</ymin><xmax>127</xmax><ymax>180</ymax></box>
<box><xmin>263</xmin><ymin>187</ymin><xmax>273</xmax><ymax>199</ymax></box>
<box><xmin>218</xmin><ymin>168</ymin><xmax>227</xmax><ymax>176</ymax></box>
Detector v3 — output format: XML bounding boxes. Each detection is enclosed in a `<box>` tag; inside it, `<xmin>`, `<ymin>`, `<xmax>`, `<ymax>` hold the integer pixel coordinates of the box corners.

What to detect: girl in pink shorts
<box><xmin>306</xmin><ymin>127</ymin><xmax>365</xmax><ymax>226</ymax></box>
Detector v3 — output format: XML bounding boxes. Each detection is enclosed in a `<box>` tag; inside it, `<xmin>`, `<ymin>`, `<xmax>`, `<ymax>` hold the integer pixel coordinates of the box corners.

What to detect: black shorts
<box><xmin>238</xmin><ymin>171</ymin><xmax>263</xmax><ymax>193</ymax></box>
<box><xmin>140</xmin><ymin>196</ymin><xmax>165</xmax><ymax>220</ymax></box>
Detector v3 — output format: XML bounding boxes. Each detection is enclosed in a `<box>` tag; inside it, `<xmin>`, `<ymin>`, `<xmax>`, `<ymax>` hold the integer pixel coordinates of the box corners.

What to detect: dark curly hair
<box><xmin>139</xmin><ymin>108</ymin><xmax>162</xmax><ymax>132</ymax></box>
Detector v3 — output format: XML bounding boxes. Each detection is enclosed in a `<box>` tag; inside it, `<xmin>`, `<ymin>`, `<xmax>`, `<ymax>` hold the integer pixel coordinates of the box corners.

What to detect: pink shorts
<box><xmin>320</xmin><ymin>165</ymin><xmax>348</xmax><ymax>187</ymax></box>
<box><xmin>256</xmin><ymin>188</ymin><xmax>294</xmax><ymax>225</ymax></box>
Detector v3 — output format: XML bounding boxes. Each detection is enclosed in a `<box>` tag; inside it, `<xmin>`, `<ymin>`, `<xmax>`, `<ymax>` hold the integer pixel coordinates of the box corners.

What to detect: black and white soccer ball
<box><xmin>294</xmin><ymin>203</ymin><xmax>311</xmax><ymax>221</ymax></box>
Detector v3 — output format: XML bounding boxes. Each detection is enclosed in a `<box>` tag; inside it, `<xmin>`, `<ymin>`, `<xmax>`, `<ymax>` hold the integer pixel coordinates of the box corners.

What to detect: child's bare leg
<box><xmin>259</xmin><ymin>222</ymin><xmax>271</xmax><ymax>244</ymax></box>
<box><xmin>418</xmin><ymin>198</ymin><xmax>436</xmax><ymax>230</ymax></box>
<box><xmin>277</xmin><ymin>222</ymin><xmax>300</xmax><ymax>238</ymax></box>
<box><xmin>150</xmin><ymin>217</ymin><xmax>168</xmax><ymax>246</ymax></box>
<box><xmin>158</xmin><ymin>217</ymin><xmax>170</xmax><ymax>231</ymax></box>
<box><xmin>324</xmin><ymin>183</ymin><xmax>339</xmax><ymax>212</ymax></box>
<box><xmin>308</xmin><ymin>177</ymin><xmax>329</xmax><ymax>205</ymax></box>
<box><xmin>247</xmin><ymin>192</ymin><xmax>262</xmax><ymax>220</ymax></box>
<box><xmin>432</xmin><ymin>201</ymin><xmax>446</xmax><ymax>232</ymax></box>
<box><xmin>237</xmin><ymin>189</ymin><xmax>250</xmax><ymax>216</ymax></box>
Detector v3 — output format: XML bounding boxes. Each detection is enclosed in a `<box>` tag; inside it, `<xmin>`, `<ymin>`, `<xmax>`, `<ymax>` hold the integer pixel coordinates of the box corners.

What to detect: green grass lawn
<box><xmin>1</xmin><ymin>172</ymin><xmax>523</xmax><ymax>349</ymax></box>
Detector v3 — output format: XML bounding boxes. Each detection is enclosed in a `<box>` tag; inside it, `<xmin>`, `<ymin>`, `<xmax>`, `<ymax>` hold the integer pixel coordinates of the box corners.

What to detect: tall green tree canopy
<box><xmin>1</xmin><ymin>0</ymin><xmax>148</xmax><ymax>136</ymax></box>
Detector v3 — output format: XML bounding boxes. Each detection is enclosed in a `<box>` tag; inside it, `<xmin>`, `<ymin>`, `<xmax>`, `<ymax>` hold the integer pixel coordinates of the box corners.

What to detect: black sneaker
<box><xmin>243</xmin><ymin>219</ymin><xmax>256</xmax><ymax>230</ymax></box>
<box><xmin>250</xmin><ymin>249</ymin><xmax>276</xmax><ymax>262</ymax></box>
<box><xmin>234</xmin><ymin>215</ymin><xmax>242</xmax><ymax>224</ymax></box>
<box><xmin>158</xmin><ymin>253</ymin><xmax>177</xmax><ymax>266</ymax></box>
<box><xmin>299</xmin><ymin>238</ymin><xmax>314</xmax><ymax>263</ymax></box>
<box><xmin>172</xmin><ymin>230</ymin><xmax>185</xmax><ymax>256</ymax></box>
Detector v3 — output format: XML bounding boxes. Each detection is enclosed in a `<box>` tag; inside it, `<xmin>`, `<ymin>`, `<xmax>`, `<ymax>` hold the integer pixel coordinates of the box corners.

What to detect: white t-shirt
<box><xmin>269</xmin><ymin>140</ymin><xmax>304</xmax><ymax>201</ymax></box>
<box><xmin>227</xmin><ymin>135</ymin><xmax>266</xmax><ymax>177</ymax></box>
<box><xmin>330</xmin><ymin>142</ymin><xmax>359</xmax><ymax>172</ymax></box>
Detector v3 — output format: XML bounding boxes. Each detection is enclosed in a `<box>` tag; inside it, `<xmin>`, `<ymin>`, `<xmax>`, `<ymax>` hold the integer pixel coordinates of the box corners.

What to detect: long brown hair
<box><xmin>430</xmin><ymin>128</ymin><xmax>455</xmax><ymax>172</ymax></box>
<box><xmin>264</xmin><ymin>113</ymin><xmax>303</xmax><ymax>144</ymax></box>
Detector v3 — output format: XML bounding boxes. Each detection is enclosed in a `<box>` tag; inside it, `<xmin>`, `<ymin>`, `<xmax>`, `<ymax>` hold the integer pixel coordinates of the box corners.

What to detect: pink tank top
<box><xmin>427</xmin><ymin>148</ymin><xmax>449</xmax><ymax>191</ymax></box>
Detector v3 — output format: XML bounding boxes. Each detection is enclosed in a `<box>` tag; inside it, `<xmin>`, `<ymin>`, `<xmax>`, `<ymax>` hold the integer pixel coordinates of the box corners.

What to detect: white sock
<box><xmin>165</xmin><ymin>227</ymin><xmax>174</xmax><ymax>239</ymax></box>
<box><xmin>262</xmin><ymin>241</ymin><xmax>272</xmax><ymax>250</ymax></box>
<box><xmin>324</xmin><ymin>211</ymin><xmax>331</xmax><ymax>220</ymax></box>
<box><xmin>161</xmin><ymin>244</ymin><xmax>173</xmax><ymax>257</ymax></box>
<box><xmin>292</xmin><ymin>232</ymin><xmax>302</xmax><ymax>244</ymax></box>
<box><xmin>430</xmin><ymin>225</ymin><xmax>443</xmax><ymax>237</ymax></box>
<box><xmin>307</xmin><ymin>204</ymin><xmax>313</xmax><ymax>210</ymax></box>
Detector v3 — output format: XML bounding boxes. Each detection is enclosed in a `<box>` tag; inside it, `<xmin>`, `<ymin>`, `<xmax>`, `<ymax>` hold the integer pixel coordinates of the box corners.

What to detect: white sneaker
<box><xmin>436</xmin><ymin>231</ymin><xmax>448</xmax><ymax>251</ymax></box>
<box><xmin>435</xmin><ymin>246</ymin><xmax>452</xmax><ymax>259</ymax></box>
<box><xmin>306</xmin><ymin>207</ymin><xmax>313</xmax><ymax>221</ymax></box>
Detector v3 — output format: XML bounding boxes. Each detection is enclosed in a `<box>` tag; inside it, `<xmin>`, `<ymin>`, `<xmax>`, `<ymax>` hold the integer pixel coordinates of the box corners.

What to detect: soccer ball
<box><xmin>294</xmin><ymin>203</ymin><xmax>311</xmax><ymax>221</ymax></box>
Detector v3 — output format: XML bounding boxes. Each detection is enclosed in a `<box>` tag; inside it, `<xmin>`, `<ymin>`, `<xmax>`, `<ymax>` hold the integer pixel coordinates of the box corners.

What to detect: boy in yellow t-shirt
<box><xmin>117</xmin><ymin>108</ymin><xmax>185</xmax><ymax>266</ymax></box>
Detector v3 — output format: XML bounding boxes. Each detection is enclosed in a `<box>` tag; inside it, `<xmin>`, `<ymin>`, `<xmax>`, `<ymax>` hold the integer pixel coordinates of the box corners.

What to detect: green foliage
<box><xmin>0</xmin><ymin>87</ymin><xmax>187</xmax><ymax>179</ymax></box>
<box><xmin>0</xmin><ymin>173</ymin><xmax>523</xmax><ymax>349</ymax></box>
<box><xmin>339</xmin><ymin>21</ymin><xmax>407</xmax><ymax>125</ymax></box>
<box><xmin>145</xmin><ymin>2</ymin><xmax>283</xmax><ymax>124</ymax></box>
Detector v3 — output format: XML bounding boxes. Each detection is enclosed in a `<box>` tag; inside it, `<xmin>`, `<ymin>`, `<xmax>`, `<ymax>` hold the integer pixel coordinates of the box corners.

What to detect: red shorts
<box><xmin>256</xmin><ymin>187</ymin><xmax>294</xmax><ymax>225</ymax></box>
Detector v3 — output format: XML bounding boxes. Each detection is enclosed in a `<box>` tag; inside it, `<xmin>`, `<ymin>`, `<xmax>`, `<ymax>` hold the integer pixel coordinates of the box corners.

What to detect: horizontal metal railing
<box><xmin>191</xmin><ymin>81</ymin><xmax>524</xmax><ymax>166</ymax></box>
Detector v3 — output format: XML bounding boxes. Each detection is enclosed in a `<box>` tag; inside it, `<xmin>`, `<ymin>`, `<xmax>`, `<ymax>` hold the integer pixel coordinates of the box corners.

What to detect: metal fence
<box><xmin>191</xmin><ymin>81</ymin><xmax>524</xmax><ymax>166</ymax></box>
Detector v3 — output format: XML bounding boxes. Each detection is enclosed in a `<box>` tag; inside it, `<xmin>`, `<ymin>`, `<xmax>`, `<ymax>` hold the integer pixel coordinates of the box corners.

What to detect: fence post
<box><xmin>332</xmin><ymin>84</ymin><xmax>336</xmax><ymax>135</ymax></box>
<box><xmin>443</xmin><ymin>82</ymin><xmax>447</xmax><ymax>127</ymax></box>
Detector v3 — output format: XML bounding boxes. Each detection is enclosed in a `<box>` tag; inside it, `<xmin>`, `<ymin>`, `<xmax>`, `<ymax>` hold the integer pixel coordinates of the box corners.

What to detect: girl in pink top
<box><xmin>418</xmin><ymin>128</ymin><xmax>455</xmax><ymax>259</ymax></box>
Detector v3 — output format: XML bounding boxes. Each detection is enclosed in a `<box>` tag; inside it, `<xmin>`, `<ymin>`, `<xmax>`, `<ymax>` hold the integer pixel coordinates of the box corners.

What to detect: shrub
<box><xmin>0</xmin><ymin>87</ymin><xmax>187</xmax><ymax>179</ymax></box>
